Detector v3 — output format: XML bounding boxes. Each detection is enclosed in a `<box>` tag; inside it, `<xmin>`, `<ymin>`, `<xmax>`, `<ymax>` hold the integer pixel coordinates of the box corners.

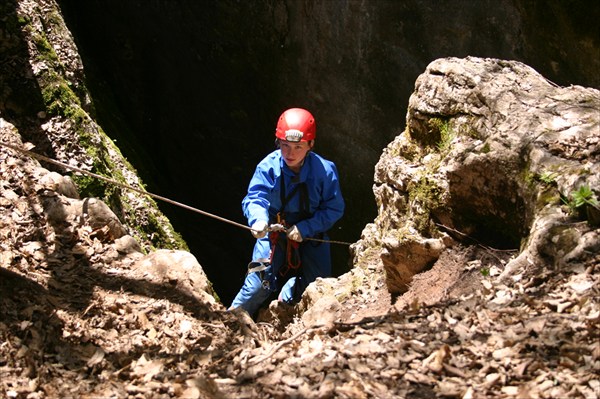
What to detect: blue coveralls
<box><xmin>230</xmin><ymin>150</ymin><xmax>344</xmax><ymax>316</ymax></box>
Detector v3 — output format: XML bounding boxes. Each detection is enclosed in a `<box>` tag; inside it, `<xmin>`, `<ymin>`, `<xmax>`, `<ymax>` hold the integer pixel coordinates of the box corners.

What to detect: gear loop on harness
<box><xmin>246</xmin><ymin>258</ymin><xmax>271</xmax><ymax>290</ymax></box>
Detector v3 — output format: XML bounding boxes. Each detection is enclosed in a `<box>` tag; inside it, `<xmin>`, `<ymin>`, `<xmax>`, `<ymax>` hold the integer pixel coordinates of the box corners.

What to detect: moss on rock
<box><xmin>14</xmin><ymin>2</ymin><xmax>189</xmax><ymax>252</ymax></box>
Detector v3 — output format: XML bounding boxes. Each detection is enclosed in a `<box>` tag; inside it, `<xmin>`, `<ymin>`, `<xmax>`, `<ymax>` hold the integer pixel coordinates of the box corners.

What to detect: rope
<box><xmin>0</xmin><ymin>141</ymin><xmax>353</xmax><ymax>246</ymax></box>
<box><xmin>0</xmin><ymin>140</ymin><xmax>251</xmax><ymax>231</ymax></box>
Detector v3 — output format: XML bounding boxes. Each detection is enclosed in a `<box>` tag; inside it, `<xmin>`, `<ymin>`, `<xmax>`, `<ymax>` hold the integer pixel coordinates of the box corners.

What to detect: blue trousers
<box><xmin>230</xmin><ymin>237</ymin><xmax>331</xmax><ymax>317</ymax></box>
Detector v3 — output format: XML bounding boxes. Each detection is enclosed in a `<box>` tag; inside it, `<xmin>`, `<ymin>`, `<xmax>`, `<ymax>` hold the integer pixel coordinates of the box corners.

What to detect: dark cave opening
<box><xmin>446</xmin><ymin>173</ymin><xmax>534</xmax><ymax>252</ymax></box>
<box><xmin>56</xmin><ymin>2</ymin><xmax>364</xmax><ymax>306</ymax></box>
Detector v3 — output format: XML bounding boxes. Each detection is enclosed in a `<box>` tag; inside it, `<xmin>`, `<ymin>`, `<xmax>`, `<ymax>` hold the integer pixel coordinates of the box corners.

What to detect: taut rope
<box><xmin>0</xmin><ymin>141</ymin><xmax>352</xmax><ymax>246</ymax></box>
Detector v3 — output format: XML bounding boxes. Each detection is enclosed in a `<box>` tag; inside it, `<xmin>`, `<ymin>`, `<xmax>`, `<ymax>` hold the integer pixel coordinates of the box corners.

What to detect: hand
<box><xmin>286</xmin><ymin>225</ymin><xmax>303</xmax><ymax>242</ymax></box>
<box><xmin>251</xmin><ymin>220</ymin><xmax>268</xmax><ymax>238</ymax></box>
<box><xmin>269</xmin><ymin>223</ymin><xmax>286</xmax><ymax>232</ymax></box>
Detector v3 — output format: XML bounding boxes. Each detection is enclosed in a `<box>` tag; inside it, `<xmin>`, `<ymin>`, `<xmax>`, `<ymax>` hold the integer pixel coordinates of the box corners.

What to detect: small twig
<box><xmin>200</xmin><ymin>322</ymin><xmax>227</xmax><ymax>329</ymax></box>
<box><xmin>333</xmin><ymin>312</ymin><xmax>391</xmax><ymax>330</ymax></box>
<box><xmin>113</xmin><ymin>362</ymin><xmax>131</xmax><ymax>377</ymax></box>
<box><xmin>246</xmin><ymin>325</ymin><xmax>323</xmax><ymax>366</ymax></box>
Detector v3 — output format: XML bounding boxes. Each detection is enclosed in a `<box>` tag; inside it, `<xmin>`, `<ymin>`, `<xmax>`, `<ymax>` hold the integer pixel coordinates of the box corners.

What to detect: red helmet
<box><xmin>275</xmin><ymin>108</ymin><xmax>316</xmax><ymax>142</ymax></box>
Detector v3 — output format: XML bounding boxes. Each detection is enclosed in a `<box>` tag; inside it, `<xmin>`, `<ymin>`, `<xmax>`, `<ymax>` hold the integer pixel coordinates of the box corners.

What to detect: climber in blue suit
<box><xmin>230</xmin><ymin>108</ymin><xmax>345</xmax><ymax>317</ymax></box>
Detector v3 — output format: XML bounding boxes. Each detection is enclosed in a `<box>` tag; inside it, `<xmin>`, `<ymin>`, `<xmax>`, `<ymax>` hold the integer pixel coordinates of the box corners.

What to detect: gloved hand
<box><xmin>250</xmin><ymin>220</ymin><xmax>268</xmax><ymax>238</ymax></box>
<box><xmin>269</xmin><ymin>223</ymin><xmax>286</xmax><ymax>232</ymax></box>
<box><xmin>286</xmin><ymin>225</ymin><xmax>303</xmax><ymax>242</ymax></box>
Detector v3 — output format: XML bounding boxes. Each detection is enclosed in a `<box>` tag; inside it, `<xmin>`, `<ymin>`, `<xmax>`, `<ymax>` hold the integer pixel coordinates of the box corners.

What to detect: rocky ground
<box><xmin>2</xmin><ymin>0</ymin><xmax>599</xmax><ymax>397</ymax></box>
<box><xmin>1</xmin><ymin>121</ymin><xmax>599</xmax><ymax>399</ymax></box>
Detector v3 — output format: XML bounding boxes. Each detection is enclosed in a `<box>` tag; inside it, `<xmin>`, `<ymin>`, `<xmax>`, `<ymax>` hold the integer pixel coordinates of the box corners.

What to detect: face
<box><xmin>279</xmin><ymin>139</ymin><xmax>313</xmax><ymax>171</ymax></box>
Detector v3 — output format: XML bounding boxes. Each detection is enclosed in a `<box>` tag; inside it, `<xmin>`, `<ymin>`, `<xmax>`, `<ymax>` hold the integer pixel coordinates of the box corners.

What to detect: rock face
<box><xmin>1</xmin><ymin>122</ymin><xmax>218</xmax><ymax>304</ymax></box>
<box><xmin>3</xmin><ymin>0</ymin><xmax>598</xmax><ymax>317</ymax></box>
<box><xmin>0</xmin><ymin>0</ymin><xmax>187</xmax><ymax>254</ymax></box>
<box><xmin>356</xmin><ymin>56</ymin><xmax>599</xmax><ymax>294</ymax></box>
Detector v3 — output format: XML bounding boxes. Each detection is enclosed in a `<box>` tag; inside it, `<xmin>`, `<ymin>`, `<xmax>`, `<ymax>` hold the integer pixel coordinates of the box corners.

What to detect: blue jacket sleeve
<box><xmin>242</xmin><ymin>157</ymin><xmax>276</xmax><ymax>226</ymax></box>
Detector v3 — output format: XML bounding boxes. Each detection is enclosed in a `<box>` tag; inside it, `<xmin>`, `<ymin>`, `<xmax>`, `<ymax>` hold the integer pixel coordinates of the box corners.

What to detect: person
<box><xmin>229</xmin><ymin>107</ymin><xmax>345</xmax><ymax>317</ymax></box>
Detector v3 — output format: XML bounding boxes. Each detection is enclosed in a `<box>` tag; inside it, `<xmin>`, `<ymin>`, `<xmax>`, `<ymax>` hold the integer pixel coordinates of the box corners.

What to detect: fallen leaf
<box><xmin>131</xmin><ymin>354</ymin><xmax>164</xmax><ymax>382</ymax></box>
<box><xmin>86</xmin><ymin>347</ymin><xmax>105</xmax><ymax>367</ymax></box>
<box><xmin>426</xmin><ymin>344</ymin><xmax>451</xmax><ymax>373</ymax></box>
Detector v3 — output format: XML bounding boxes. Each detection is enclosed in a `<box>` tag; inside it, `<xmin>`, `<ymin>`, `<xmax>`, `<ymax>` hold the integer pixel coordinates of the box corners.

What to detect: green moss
<box><xmin>7</xmin><ymin>14</ymin><xmax>30</xmax><ymax>32</ymax></box>
<box><xmin>461</xmin><ymin>124</ymin><xmax>481</xmax><ymax>140</ymax></box>
<box><xmin>529</xmin><ymin>169</ymin><xmax>561</xmax><ymax>209</ymax></box>
<box><xmin>40</xmin><ymin>68</ymin><xmax>188</xmax><ymax>250</ymax></box>
<box><xmin>210</xmin><ymin>286</ymin><xmax>220</xmax><ymax>303</ymax></box>
<box><xmin>536</xmin><ymin>188</ymin><xmax>561</xmax><ymax>208</ymax></box>
<box><xmin>401</xmin><ymin>141</ymin><xmax>422</xmax><ymax>162</ymax></box>
<box><xmin>414</xmin><ymin>116</ymin><xmax>485</xmax><ymax>155</ymax></box>
<box><xmin>145</xmin><ymin>210</ymin><xmax>189</xmax><ymax>251</ymax></box>
<box><xmin>41</xmin><ymin>71</ymin><xmax>81</xmax><ymax>117</ymax></box>
<box><xmin>522</xmin><ymin>169</ymin><xmax>536</xmax><ymax>186</ymax></box>
<box><xmin>481</xmin><ymin>143</ymin><xmax>491</xmax><ymax>153</ymax></box>
<box><xmin>408</xmin><ymin>176</ymin><xmax>444</xmax><ymax>236</ymax></box>
<box><xmin>46</xmin><ymin>11</ymin><xmax>65</xmax><ymax>27</ymax></box>
<box><xmin>427</xmin><ymin>117</ymin><xmax>454</xmax><ymax>152</ymax></box>
<box><xmin>385</xmin><ymin>130</ymin><xmax>421</xmax><ymax>162</ymax></box>
<box><xmin>410</xmin><ymin>177</ymin><xmax>443</xmax><ymax>209</ymax></box>
<box><xmin>2</xmin><ymin>4</ymin><xmax>30</xmax><ymax>33</ymax></box>
<box><xmin>71</xmin><ymin>173</ymin><xmax>109</xmax><ymax>199</ymax></box>
<box><xmin>21</xmin><ymin>14</ymin><xmax>190</xmax><ymax>253</ymax></box>
<box><xmin>39</xmin><ymin>69</ymin><xmax>123</xmax><ymax>203</ymax></box>
<box><xmin>32</xmin><ymin>32</ymin><xmax>59</xmax><ymax>64</ymax></box>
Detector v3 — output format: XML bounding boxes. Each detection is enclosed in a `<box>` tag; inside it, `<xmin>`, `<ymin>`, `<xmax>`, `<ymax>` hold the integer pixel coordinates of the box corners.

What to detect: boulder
<box><xmin>301</xmin><ymin>295</ymin><xmax>341</xmax><ymax>328</ymax></box>
<box><xmin>82</xmin><ymin>197</ymin><xmax>127</xmax><ymax>240</ymax></box>
<box><xmin>113</xmin><ymin>234</ymin><xmax>142</xmax><ymax>255</ymax></box>
<box><xmin>41</xmin><ymin>192</ymin><xmax>128</xmax><ymax>241</ymax></box>
<box><xmin>36</xmin><ymin>169</ymin><xmax>79</xmax><ymax>199</ymax></box>
<box><xmin>131</xmin><ymin>249</ymin><xmax>217</xmax><ymax>304</ymax></box>
<box><xmin>357</xmin><ymin>56</ymin><xmax>599</xmax><ymax>294</ymax></box>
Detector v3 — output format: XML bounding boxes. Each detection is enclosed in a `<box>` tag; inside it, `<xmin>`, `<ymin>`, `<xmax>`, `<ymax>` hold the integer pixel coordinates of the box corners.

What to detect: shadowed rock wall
<box><xmin>56</xmin><ymin>0</ymin><xmax>599</xmax><ymax>304</ymax></box>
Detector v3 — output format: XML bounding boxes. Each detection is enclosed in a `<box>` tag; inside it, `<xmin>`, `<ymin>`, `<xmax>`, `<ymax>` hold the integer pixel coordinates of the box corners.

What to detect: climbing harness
<box><xmin>268</xmin><ymin>212</ymin><xmax>302</xmax><ymax>278</ymax></box>
<box><xmin>268</xmin><ymin>172</ymin><xmax>312</xmax><ymax>278</ymax></box>
<box><xmin>250</xmin><ymin>172</ymin><xmax>314</xmax><ymax>294</ymax></box>
<box><xmin>0</xmin><ymin>140</ymin><xmax>353</xmax><ymax>246</ymax></box>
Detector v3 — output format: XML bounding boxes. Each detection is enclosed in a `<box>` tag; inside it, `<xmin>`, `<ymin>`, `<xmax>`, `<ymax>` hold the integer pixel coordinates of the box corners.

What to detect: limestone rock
<box><xmin>301</xmin><ymin>295</ymin><xmax>341</xmax><ymax>328</ymax></box>
<box><xmin>113</xmin><ymin>234</ymin><xmax>142</xmax><ymax>254</ymax></box>
<box><xmin>41</xmin><ymin>191</ymin><xmax>82</xmax><ymax>225</ymax></box>
<box><xmin>131</xmin><ymin>249</ymin><xmax>217</xmax><ymax>304</ymax></box>
<box><xmin>358</xmin><ymin>56</ymin><xmax>600</xmax><ymax>294</ymax></box>
<box><xmin>40</xmin><ymin>190</ymin><xmax>130</xmax><ymax>243</ymax></box>
<box><xmin>36</xmin><ymin>169</ymin><xmax>79</xmax><ymax>199</ymax></box>
<box><xmin>82</xmin><ymin>197</ymin><xmax>127</xmax><ymax>240</ymax></box>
